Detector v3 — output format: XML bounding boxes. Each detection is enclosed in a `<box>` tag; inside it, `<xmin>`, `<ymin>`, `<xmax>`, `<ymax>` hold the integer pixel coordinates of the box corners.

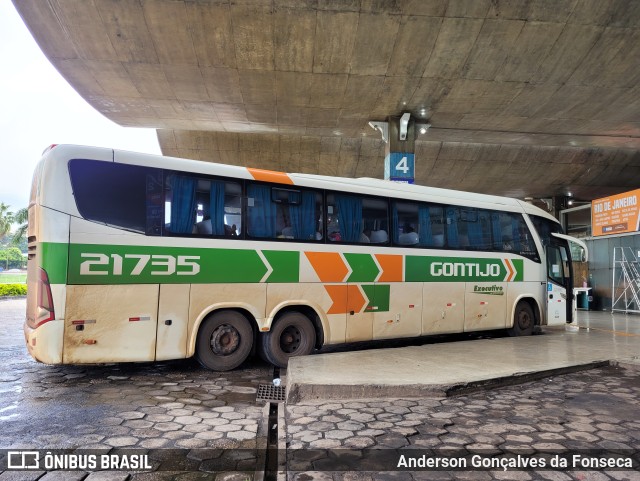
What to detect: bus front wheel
<box><xmin>196</xmin><ymin>311</ymin><xmax>253</xmax><ymax>371</ymax></box>
<box><xmin>260</xmin><ymin>312</ymin><xmax>316</xmax><ymax>368</ymax></box>
<box><xmin>508</xmin><ymin>302</ymin><xmax>535</xmax><ymax>337</ymax></box>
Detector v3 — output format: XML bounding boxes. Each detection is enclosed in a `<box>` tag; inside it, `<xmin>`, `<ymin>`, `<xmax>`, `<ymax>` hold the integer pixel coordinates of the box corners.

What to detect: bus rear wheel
<box><xmin>260</xmin><ymin>312</ymin><xmax>316</xmax><ymax>368</ymax></box>
<box><xmin>196</xmin><ymin>311</ymin><xmax>253</xmax><ymax>371</ymax></box>
<box><xmin>508</xmin><ymin>302</ymin><xmax>535</xmax><ymax>337</ymax></box>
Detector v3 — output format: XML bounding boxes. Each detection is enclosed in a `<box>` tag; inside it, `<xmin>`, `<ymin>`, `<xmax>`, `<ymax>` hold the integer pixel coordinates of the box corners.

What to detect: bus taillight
<box><xmin>36</xmin><ymin>267</ymin><xmax>55</xmax><ymax>327</ymax></box>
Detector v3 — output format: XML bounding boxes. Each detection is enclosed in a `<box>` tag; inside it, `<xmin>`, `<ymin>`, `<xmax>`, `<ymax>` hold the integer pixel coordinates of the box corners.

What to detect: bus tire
<box><xmin>508</xmin><ymin>301</ymin><xmax>535</xmax><ymax>337</ymax></box>
<box><xmin>195</xmin><ymin>311</ymin><xmax>253</xmax><ymax>371</ymax></box>
<box><xmin>260</xmin><ymin>312</ymin><xmax>316</xmax><ymax>368</ymax></box>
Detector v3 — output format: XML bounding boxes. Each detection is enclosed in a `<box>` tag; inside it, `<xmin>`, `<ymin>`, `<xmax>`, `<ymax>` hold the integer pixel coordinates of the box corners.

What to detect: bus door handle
<box><xmin>349</xmin><ymin>311</ymin><xmax>355</xmax><ymax>316</ymax></box>
<box><xmin>165</xmin><ymin>320</ymin><xmax>172</xmax><ymax>326</ymax></box>
<box><xmin>549</xmin><ymin>294</ymin><xmax>553</xmax><ymax>299</ymax></box>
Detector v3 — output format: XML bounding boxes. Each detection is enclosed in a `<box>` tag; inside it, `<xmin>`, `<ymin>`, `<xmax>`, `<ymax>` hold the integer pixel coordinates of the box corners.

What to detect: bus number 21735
<box><xmin>80</xmin><ymin>253</ymin><xmax>201</xmax><ymax>276</ymax></box>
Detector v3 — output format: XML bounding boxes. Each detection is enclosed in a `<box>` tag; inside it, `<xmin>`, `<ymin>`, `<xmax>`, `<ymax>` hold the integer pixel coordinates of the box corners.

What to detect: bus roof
<box><xmin>46</xmin><ymin>144</ymin><xmax>559</xmax><ymax>223</ymax></box>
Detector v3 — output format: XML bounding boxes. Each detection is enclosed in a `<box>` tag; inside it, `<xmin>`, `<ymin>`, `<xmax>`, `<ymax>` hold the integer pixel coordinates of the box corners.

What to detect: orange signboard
<box><xmin>592</xmin><ymin>189</ymin><xmax>640</xmax><ymax>236</ymax></box>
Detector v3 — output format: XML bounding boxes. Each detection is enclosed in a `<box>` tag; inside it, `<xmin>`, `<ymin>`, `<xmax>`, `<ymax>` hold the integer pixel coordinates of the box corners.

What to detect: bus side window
<box><xmin>392</xmin><ymin>201</ymin><xmax>444</xmax><ymax>248</ymax></box>
<box><xmin>69</xmin><ymin>159</ymin><xmax>163</xmax><ymax>235</ymax></box>
<box><xmin>392</xmin><ymin>201</ymin><xmax>419</xmax><ymax>246</ymax></box>
<box><xmin>326</xmin><ymin>193</ymin><xmax>388</xmax><ymax>244</ymax></box>
<box><xmin>247</xmin><ymin>184</ymin><xmax>322</xmax><ymax>241</ymax></box>
<box><xmin>456</xmin><ymin>208</ymin><xmax>491</xmax><ymax>250</ymax></box>
<box><xmin>165</xmin><ymin>175</ymin><xmax>242</xmax><ymax>237</ymax></box>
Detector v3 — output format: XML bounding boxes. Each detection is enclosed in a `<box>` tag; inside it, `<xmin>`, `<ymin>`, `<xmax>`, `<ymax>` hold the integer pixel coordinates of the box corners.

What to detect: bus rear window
<box><xmin>69</xmin><ymin>159</ymin><xmax>163</xmax><ymax>235</ymax></box>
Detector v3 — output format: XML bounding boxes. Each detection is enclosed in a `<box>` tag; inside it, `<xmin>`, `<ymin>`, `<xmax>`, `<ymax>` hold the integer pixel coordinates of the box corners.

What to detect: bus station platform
<box><xmin>286</xmin><ymin>311</ymin><xmax>640</xmax><ymax>403</ymax></box>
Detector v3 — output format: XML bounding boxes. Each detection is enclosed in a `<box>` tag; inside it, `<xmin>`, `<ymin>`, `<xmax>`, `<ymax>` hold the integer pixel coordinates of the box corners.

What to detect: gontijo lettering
<box><xmin>431</xmin><ymin>261</ymin><xmax>501</xmax><ymax>277</ymax></box>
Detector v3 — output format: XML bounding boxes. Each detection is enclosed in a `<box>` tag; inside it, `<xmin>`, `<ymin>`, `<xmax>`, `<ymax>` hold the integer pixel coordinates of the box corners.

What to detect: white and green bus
<box><xmin>25</xmin><ymin>144</ymin><xmax>586</xmax><ymax>371</ymax></box>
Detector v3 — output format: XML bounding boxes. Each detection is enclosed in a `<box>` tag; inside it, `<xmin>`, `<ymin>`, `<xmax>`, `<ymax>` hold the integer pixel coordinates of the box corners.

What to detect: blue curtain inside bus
<box><xmin>491</xmin><ymin>212</ymin><xmax>502</xmax><ymax>249</ymax></box>
<box><xmin>289</xmin><ymin>191</ymin><xmax>316</xmax><ymax>240</ymax></box>
<box><xmin>446</xmin><ymin>207</ymin><xmax>459</xmax><ymax>248</ymax></box>
<box><xmin>418</xmin><ymin>206</ymin><xmax>432</xmax><ymax>246</ymax></box>
<box><xmin>467</xmin><ymin>211</ymin><xmax>482</xmax><ymax>248</ymax></box>
<box><xmin>170</xmin><ymin>176</ymin><xmax>197</xmax><ymax>234</ymax></box>
<box><xmin>209</xmin><ymin>180</ymin><xmax>226</xmax><ymax>236</ymax></box>
<box><xmin>248</xmin><ymin>184</ymin><xmax>276</xmax><ymax>237</ymax></box>
<box><xmin>335</xmin><ymin>195</ymin><xmax>362</xmax><ymax>243</ymax></box>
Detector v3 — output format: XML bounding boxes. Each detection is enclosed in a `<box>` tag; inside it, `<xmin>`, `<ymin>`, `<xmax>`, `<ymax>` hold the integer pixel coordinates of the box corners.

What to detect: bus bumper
<box><xmin>23</xmin><ymin>319</ymin><xmax>64</xmax><ymax>364</ymax></box>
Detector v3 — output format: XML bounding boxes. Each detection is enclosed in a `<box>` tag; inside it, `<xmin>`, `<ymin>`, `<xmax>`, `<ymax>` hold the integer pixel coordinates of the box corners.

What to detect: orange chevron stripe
<box><xmin>305</xmin><ymin>252</ymin><xmax>349</xmax><ymax>282</ymax></box>
<box><xmin>506</xmin><ymin>259</ymin><xmax>515</xmax><ymax>282</ymax></box>
<box><xmin>247</xmin><ymin>168</ymin><xmax>294</xmax><ymax>185</ymax></box>
<box><xmin>375</xmin><ymin>254</ymin><xmax>403</xmax><ymax>282</ymax></box>
<box><xmin>347</xmin><ymin>285</ymin><xmax>367</xmax><ymax>313</ymax></box>
<box><xmin>325</xmin><ymin>285</ymin><xmax>348</xmax><ymax>314</ymax></box>
<box><xmin>325</xmin><ymin>285</ymin><xmax>366</xmax><ymax>314</ymax></box>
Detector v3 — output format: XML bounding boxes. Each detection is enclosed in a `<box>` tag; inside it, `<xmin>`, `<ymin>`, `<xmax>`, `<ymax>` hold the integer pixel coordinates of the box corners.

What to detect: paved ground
<box><xmin>0</xmin><ymin>297</ymin><xmax>273</xmax><ymax>480</ymax></box>
<box><xmin>1</xmin><ymin>298</ymin><xmax>639</xmax><ymax>481</ymax></box>
<box><xmin>285</xmin><ymin>365</ymin><xmax>640</xmax><ymax>480</ymax></box>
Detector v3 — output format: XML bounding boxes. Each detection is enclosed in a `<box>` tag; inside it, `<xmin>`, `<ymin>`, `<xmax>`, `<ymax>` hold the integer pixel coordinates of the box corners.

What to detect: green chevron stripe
<box><xmin>344</xmin><ymin>253</ymin><xmax>380</xmax><ymax>282</ymax></box>
<box><xmin>362</xmin><ymin>284</ymin><xmax>390</xmax><ymax>313</ymax></box>
<box><xmin>263</xmin><ymin>250</ymin><xmax>299</xmax><ymax>283</ymax></box>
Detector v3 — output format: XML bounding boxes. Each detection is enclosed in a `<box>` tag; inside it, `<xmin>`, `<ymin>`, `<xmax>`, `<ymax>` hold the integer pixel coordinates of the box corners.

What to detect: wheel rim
<box><xmin>280</xmin><ymin>325</ymin><xmax>302</xmax><ymax>354</ymax></box>
<box><xmin>518</xmin><ymin>309</ymin><xmax>532</xmax><ymax>330</ymax></box>
<box><xmin>210</xmin><ymin>324</ymin><xmax>240</xmax><ymax>356</ymax></box>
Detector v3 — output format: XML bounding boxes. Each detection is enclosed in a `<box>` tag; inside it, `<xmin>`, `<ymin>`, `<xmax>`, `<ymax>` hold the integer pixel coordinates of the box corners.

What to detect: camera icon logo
<box><xmin>7</xmin><ymin>451</ymin><xmax>40</xmax><ymax>470</ymax></box>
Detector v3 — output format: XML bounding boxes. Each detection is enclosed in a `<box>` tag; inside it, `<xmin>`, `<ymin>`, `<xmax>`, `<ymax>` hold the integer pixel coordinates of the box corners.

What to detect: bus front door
<box><xmin>546</xmin><ymin>243</ymin><xmax>572</xmax><ymax>325</ymax></box>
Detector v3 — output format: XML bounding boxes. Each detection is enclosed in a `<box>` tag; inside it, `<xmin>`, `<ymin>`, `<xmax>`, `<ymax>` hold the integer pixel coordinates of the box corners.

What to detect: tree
<box><xmin>0</xmin><ymin>247</ymin><xmax>24</xmax><ymax>270</ymax></box>
<box><xmin>11</xmin><ymin>207</ymin><xmax>28</xmax><ymax>247</ymax></box>
<box><xmin>0</xmin><ymin>203</ymin><xmax>12</xmax><ymax>238</ymax></box>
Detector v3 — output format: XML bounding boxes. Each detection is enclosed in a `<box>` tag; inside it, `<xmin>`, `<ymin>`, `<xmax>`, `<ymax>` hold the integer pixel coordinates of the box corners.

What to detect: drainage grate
<box><xmin>257</xmin><ymin>383</ymin><xmax>286</xmax><ymax>403</ymax></box>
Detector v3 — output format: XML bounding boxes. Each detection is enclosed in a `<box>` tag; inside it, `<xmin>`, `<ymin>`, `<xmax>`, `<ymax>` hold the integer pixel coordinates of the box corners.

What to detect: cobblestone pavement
<box><xmin>0</xmin><ymin>298</ymin><xmax>273</xmax><ymax>480</ymax></box>
<box><xmin>285</xmin><ymin>366</ymin><xmax>640</xmax><ymax>481</ymax></box>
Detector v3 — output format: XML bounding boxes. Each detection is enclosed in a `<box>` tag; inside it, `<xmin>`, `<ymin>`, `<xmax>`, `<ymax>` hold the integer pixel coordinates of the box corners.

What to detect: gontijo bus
<box><xmin>25</xmin><ymin>145</ymin><xmax>587</xmax><ymax>371</ymax></box>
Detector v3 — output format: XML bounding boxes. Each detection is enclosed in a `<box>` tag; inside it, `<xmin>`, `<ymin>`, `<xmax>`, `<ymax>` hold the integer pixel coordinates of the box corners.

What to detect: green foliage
<box><xmin>0</xmin><ymin>203</ymin><xmax>12</xmax><ymax>238</ymax></box>
<box><xmin>0</xmin><ymin>283</ymin><xmax>27</xmax><ymax>296</ymax></box>
<box><xmin>11</xmin><ymin>207</ymin><xmax>28</xmax><ymax>246</ymax></box>
<box><xmin>0</xmin><ymin>204</ymin><xmax>28</xmax><ymax>249</ymax></box>
<box><xmin>0</xmin><ymin>247</ymin><xmax>25</xmax><ymax>269</ymax></box>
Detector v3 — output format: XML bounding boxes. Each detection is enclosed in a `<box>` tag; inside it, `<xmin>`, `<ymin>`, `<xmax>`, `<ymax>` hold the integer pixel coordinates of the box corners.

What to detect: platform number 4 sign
<box><xmin>385</xmin><ymin>152</ymin><xmax>415</xmax><ymax>184</ymax></box>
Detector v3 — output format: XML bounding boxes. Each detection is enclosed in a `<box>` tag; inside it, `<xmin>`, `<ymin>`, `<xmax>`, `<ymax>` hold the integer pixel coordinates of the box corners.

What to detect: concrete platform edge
<box><xmin>286</xmin><ymin>360</ymin><xmax>611</xmax><ymax>404</ymax></box>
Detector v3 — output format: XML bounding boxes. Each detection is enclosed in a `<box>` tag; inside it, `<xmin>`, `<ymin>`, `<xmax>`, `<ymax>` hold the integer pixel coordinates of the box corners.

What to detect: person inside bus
<box><xmin>398</xmin><ymin>223</ymin><xmax>419</xmax><ymax>245</ymax></box>
<box><xmin>224</xmin><ymin>224</ymin><xmax>238</xmax><ymax>237</ymax></box>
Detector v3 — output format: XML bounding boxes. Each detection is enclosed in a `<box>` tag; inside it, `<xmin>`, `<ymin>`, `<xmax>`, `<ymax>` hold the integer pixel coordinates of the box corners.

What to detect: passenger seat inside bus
<box><xmin>370</xmin><ymin>230</ymin><xmax>388</xmax><ymax>243</ymax></box>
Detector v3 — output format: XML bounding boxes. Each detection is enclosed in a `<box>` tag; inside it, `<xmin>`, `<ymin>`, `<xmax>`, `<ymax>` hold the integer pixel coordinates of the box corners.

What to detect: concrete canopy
<box><xmin>13</xmin><ymin>0</ymin><xmax>640</xmax><ymax>201</ymax></box>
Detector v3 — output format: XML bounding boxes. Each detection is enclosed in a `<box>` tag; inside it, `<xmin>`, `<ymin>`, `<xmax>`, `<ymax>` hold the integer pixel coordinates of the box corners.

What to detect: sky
<box><xmin>0</xmin><ymin>2</ymin><xmax>161</xmax><ymax>214</ymax></box>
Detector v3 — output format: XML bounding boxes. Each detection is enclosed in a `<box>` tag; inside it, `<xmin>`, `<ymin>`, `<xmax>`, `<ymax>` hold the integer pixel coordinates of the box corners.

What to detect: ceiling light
<box><xmin>416</xmin><ymin>123</ymin><xmax>430</xmax><ymax>135</ymax></box>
